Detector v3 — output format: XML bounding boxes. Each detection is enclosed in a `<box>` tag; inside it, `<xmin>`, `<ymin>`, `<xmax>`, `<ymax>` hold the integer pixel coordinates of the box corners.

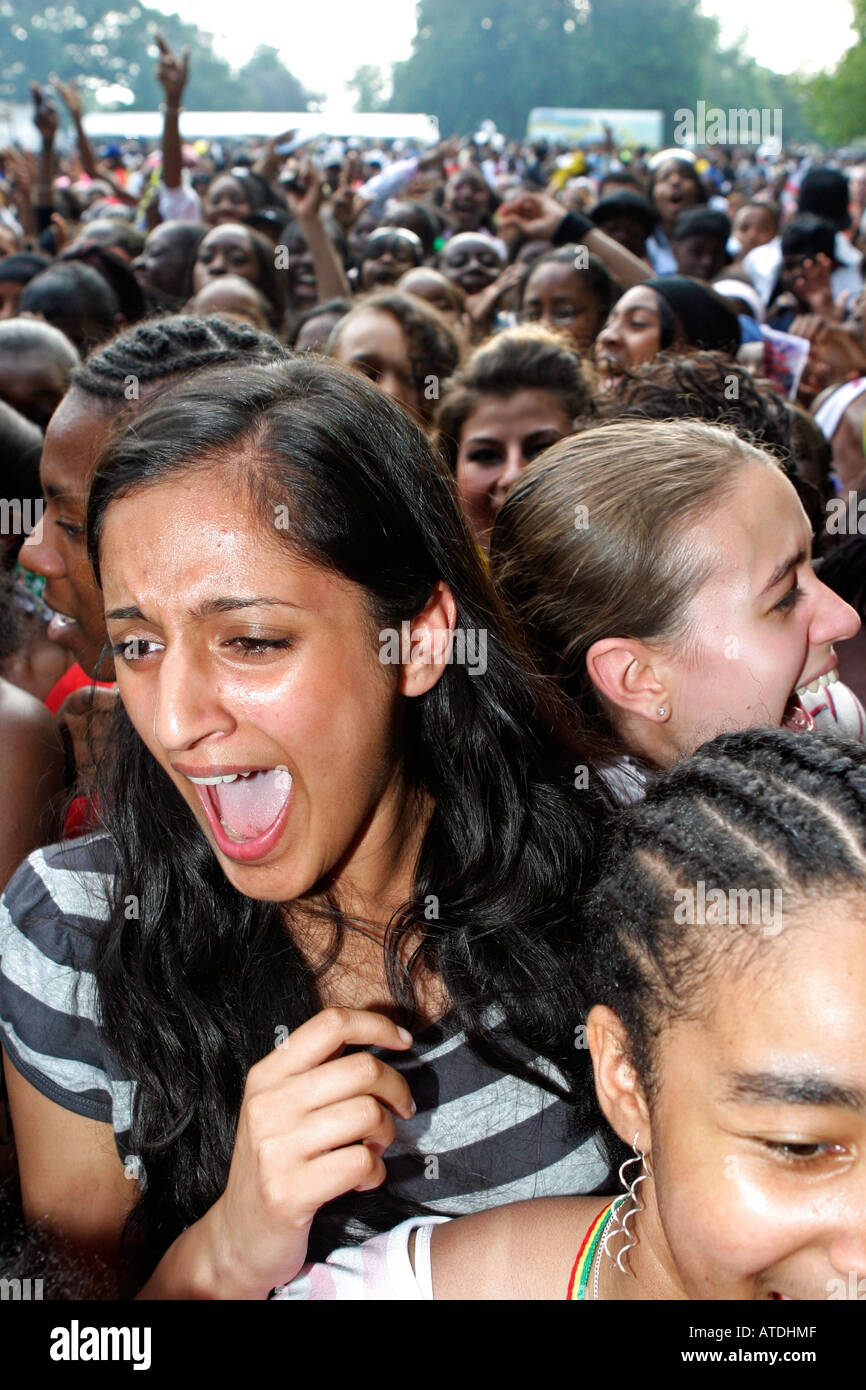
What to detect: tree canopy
<box><xmin>0</xmin><ymin>1</ymin><xmax>317</xmax><ymax>111</ymax></box>
<box><xmin>799</xmin><ymin>1</ymin><xmax>866</xmax><ymax>145</ymax></box>
<box><xmin>384</xmin><ymin>0</ymin><xmax>809</xmax><ymax>141</ymax></box>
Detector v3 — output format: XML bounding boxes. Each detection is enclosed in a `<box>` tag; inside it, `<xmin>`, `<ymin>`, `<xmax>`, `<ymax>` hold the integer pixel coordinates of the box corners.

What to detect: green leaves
<box><xmin>1</xmin><ymin>2</ymin><xmax>316</xmax><ymax>112</ymax></box>
<box><xmin>386</xmin><ymin>0</ymin><xmax>806</xmax><ymax>142</ymax></box>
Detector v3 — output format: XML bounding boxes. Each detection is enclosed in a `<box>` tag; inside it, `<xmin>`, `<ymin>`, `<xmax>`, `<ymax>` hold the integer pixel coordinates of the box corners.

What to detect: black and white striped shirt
<box><xmin>0</xmin><ymin>835</ymin><xmax>609</xmax><ymax>1245</ymax></box>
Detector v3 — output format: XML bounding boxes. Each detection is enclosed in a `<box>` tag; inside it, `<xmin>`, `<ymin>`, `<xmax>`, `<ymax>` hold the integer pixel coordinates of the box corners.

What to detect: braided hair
<box><xmin>582</xmin><ymin>726</ymin><xmax>866</xmax><ymax>1099</ymax></box>
<box><xmin>70</xmin><ymin>314</ymin><xmax>288</xmax><ymax>403</ymax></box>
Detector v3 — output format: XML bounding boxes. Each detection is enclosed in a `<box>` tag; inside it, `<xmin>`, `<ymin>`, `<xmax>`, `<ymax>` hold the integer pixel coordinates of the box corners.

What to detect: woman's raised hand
<box><xmin>154</xmin><ymin>31</ymin><xmax>189</xmax><ymax>105</ymax></box>
<box><xmin>284</xmin><ymin>157</ymin><xmax>323</xmax><ymax>222</ymax></box>
<box><xmin>498</xmin><ymin>191</ymin><xmax>566</xmax><ymax>240</ymax></box>
<box><xmin>201</xmin><ymin>1007</ymin><xmax>415</xmax><ymax>1298</ymax></box>
<box><xmin>51</xmin><ymin>76</ymin><xmax>82</xmax><ymax>121</ymax></box>
<box><xmin>30</xmin><ymin>82</ymin><xmax>58</xmax><ymax>143</ymax></box>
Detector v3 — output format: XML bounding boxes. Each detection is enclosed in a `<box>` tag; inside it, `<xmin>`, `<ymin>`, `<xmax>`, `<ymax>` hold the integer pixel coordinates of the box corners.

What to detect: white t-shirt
<box><xmin>158</xmin><ymin>179</ymin><xmax>203</xmax><ymax>223</ymax></box>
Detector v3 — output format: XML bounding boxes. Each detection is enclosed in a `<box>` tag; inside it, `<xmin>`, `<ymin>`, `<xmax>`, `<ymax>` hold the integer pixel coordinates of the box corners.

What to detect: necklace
<box><xmin>592</xmin><ymin>1227</ymin><xmax>604</xmax><ymax>1300</ymax></box>
<box><xmin>567</xmin><ymin>1196</ymin><xmax>627</xmax><ymax>1300</ymax></box>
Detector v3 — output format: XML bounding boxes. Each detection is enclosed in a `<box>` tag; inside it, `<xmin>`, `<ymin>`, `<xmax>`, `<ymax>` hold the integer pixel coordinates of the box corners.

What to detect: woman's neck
<box><xmin>595</xmin><ymin>1196</ymin><xmax>686</xmax><ymax>1301</ymax></box>
<box><xmin>286</xmin><ymin>776</ymin><xmax>450</xmax><ymax>1026</ymax></box>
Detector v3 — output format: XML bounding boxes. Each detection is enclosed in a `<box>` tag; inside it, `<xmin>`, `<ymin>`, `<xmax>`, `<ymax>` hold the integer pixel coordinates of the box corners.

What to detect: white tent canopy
<box><xmin>79</xmin><ymin>110</ymin><xmax>440</xmax><ymax>143</ymax></box>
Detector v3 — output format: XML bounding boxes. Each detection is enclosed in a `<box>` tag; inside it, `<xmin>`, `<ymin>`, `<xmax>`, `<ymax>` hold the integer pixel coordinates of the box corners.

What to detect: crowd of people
<box><xmin>1</xmin><ymin>35</ymin><xmax>866</xmax><ymax>1304</ymax></box>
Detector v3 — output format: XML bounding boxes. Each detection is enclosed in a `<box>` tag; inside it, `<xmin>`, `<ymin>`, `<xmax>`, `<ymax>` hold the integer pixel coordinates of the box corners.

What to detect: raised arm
<box><xmin>255</xmin><ymin>129</ymin><xmax>298</xmax><ymax>185</ymax></box>
<box><xmin>154</xmin><ymin>31</ymin><xmax>190</xmax><ymax>192</ymax></box>
<box><xmin>52</xmin><ymin>77</ymin><xmax>137</xmax><ymax>207</ymax></box>
<box><xmin>1</xmin><ymin>146</ymin><xmax>37</xmax><ymax>243</ymax></box>
<box><xmin>499</xmin><ymin>191</ymin><xmax>652</xmax><ymax>291</ymax></box>
<box><xmin>284</xmin><ymin>159</ymin><xmax>352</xmax><ymax>303</ymax></box>
<box><xmin>50</xmin><ymin>77</ymin><xmax>94</xmax><ymax>179</ymax></box>
<box><xmin>30</xmin><ymin>82</ymin><xmax>57</xmax><ymax>239</ymax></box>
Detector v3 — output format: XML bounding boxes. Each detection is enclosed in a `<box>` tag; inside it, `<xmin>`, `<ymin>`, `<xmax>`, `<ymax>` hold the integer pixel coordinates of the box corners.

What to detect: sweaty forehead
<box><xmin>0</xmin><ymin>352</ymin><xmax>66</xmax><ymax>395</ymax></box>
<box><xmin>687</xmin><ymin>465</ymin><xmax>806</xmax><ymax>589</ymax></box>
<box><xmin>100</xmin><ymin>467</ymin><xmax>349</xmax><ymax>607</ymax></box>
<box><xmin>464</xmin><ymin>389</ymin><xmax>572</xmax><ymax>438</ymax></box>
<box><xmin>210</xmin><ymin>176</ymin><xmax>245</xmax><ymax>197</ymax></box>
<box><xmin>336</xmin><ymin>309</ymin><xmax>406</xmax><ymax>360</ymax></box>
<box><xmin>445</xmin><ymin>235</ymin><xmax>496</xmax><ymax>258</ymax></box>
<box><xmin>526</xmin><ymin>260</ymin><xmax>579</xmax><ymax>292</ymax></box>
<box><xmin>657</xmin><ymin>160</ymin><xmax>691</xmax><ymax>181</ymax></box>
<box><xmin>148</xmin><ymin>226</ymin><xmax>185</xmax><ymax>253</ymax></box>
<box><xmin>402</xmin><ymin>269</ymin><xmax>447</xmax><ymax>295</ymax></box>
<box><xmin>42</xmin><ymin>390</ymin><xmax>114</xmax><ymax>498</ymax></box>
<box><xmin>202</xmin><ymin>225</ymin><xmax>251</xmax><ymax>251</ymax></box>
<box><xmin>616</xmin><ymin>286</ymin><xmax>660</xmax><ymax>315</ymax></box>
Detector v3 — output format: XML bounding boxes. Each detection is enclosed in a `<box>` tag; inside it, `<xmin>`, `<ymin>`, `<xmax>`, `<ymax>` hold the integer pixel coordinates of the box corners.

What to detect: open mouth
<box><xmin>796</xmin><ymin>666</ymin><xmax>839</xmax><ymax>697</ymax></box>
<box><xmin>781</xmin><ymin>691</ymin><xmax>816</xmax><ymax>732</ymax></box>
<box><xmin>596</xmin><ymin>355</ymin><xmax>625</xmax><ymax>384</ymax></box>
<box><xmin>782</xmin><ymin>666</ymin><xmax>840</xmax><ymax>731</ymax></box>
<box><xmin>461</xmin><ymin>278</ymin><xmax>490</xmax><ymax>295</ymax></box>
<box><xmin>186</xmin><ymin>766</ymin><xmax>294</xmax><ymax>863</ymax></box>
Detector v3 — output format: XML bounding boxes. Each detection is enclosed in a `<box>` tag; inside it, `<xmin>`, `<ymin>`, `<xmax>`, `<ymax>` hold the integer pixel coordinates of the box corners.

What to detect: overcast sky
<box><xmin>152</xmin><ymin>0</ymin><xmax>858</xmax><ymax>107</ymax></box>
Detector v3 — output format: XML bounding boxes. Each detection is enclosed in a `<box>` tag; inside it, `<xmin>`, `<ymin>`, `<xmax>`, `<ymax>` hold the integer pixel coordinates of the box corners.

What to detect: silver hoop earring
<box><xmin>602</xmin><ymin>1131</ymin><xmax>653</xmax><ymax>1276</ymax></box>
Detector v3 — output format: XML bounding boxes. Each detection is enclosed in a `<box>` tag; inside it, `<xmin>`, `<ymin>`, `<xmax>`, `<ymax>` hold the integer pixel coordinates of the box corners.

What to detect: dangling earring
<box><xmin>602</xmin><ymin>1132</ymin><xmax>653</xmax><ymax>1275</ymax></box>
<box><xmin>657</xmin><ymin>706</ymin><xmax>667</xmax><ymax>718</ymax></box>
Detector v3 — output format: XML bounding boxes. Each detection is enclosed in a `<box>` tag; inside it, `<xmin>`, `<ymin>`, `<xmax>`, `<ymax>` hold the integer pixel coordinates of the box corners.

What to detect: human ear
<box><xmin>587</xmin><ymin>1004</ymin><xmax>652</xmax><ymax>1152</ymax></box>
<box><xmin>586</xmin><ymin>638</ymin><xmax>671</xmax><ymax>725</ymax></box>
<box><xmin>397</xmin><ymin>580</ymin><xmax>459</xmax><ymax>698</ymax></box>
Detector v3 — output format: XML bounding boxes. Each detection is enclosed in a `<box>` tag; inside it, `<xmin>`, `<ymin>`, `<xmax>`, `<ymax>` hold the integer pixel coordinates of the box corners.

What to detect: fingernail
<box><xmin>396</xmin><ymin>1026</ymin><xmax>413</xmax><ymax>1045</ymax></box>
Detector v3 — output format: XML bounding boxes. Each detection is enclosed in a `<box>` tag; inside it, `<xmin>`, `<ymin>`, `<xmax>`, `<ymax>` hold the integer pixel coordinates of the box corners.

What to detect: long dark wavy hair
<box><xmin>86</xmin><ymin>356</ymin><xmax>612</xmax><ymax>1271</ymax></box>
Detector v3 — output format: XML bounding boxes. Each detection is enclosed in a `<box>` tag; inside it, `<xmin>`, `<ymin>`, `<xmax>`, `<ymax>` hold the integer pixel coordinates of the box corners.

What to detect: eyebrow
<box><xmin>466</xmin><ymin>429</ymin><xmax>561</xmax><ymax>446</ymax></box>
<box><xmin>105</xmin><ymin>596</ymin><xmax>304</xmax><ymax>621</ymax></box>
<box><xmin>347</xmin><ymin>353</ymin><xmax>385</xmax><ymax>367</ymax></box>
<box><xmin>759</xmin><ymin>548</ymin><xmax>808</xmax><ymax>597</ymax></box>
<box><xmin>43</xmin><ymin>482</ymin><xmax>79</xmax><ymax>503</ymax></box>
<box><xmin>723</xmin><ymin>1071</ymin><xmax>866</xmax><ymax>1112</ymax></box>
<box><xmin>610</xmin><ymin>304</ymin><xmax>659</xmax><ymax>320</ymax></box>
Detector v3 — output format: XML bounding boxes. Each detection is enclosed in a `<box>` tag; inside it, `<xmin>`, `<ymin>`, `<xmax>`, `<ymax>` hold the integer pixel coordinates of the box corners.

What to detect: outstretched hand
<box><xmin>51</xmin><ymin>75</ymin><xmax>82</xmax><ymax>120</ymax></box>
<box><xmin>497</xmin><ymin>191</ymin><xmax>566</xmax><ymax>240</ymax></box>
<box><xmin>154</xmin><ymin>30</ymin><xmax>189</xmax><ymax>104</ymax></box>
<box><xmin>284</xmin><ymin>157</ymin><xmax>322</xmax><ymax>221</ymax></box>
<box><xmin>30</xmin><ymin>82</ymin><xmax>58</xmax><ymax>142</ymax></box>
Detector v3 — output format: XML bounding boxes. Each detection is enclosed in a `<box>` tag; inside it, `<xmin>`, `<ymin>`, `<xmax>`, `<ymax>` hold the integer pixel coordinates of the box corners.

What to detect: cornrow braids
<box><xmin>70</xmin><ymin>315</ymin><xmax>289</xmax><ymax>402</ymax></box>
<box><xmin>582</xmin><ymin>726</ymin><xmax>866</xmax><ymax>1098</ymax></box>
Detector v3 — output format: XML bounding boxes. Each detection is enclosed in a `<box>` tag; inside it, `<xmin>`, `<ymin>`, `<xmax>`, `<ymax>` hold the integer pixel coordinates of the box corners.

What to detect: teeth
<box><xmin>796</xmin><ymin>668</ymin><xmax>839</xmax><ymax>698</ymax></box>
<box><xmin>187</xmin><ymin>768</ymin><xmax>271</xmax><ymax>785</ymax></box>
